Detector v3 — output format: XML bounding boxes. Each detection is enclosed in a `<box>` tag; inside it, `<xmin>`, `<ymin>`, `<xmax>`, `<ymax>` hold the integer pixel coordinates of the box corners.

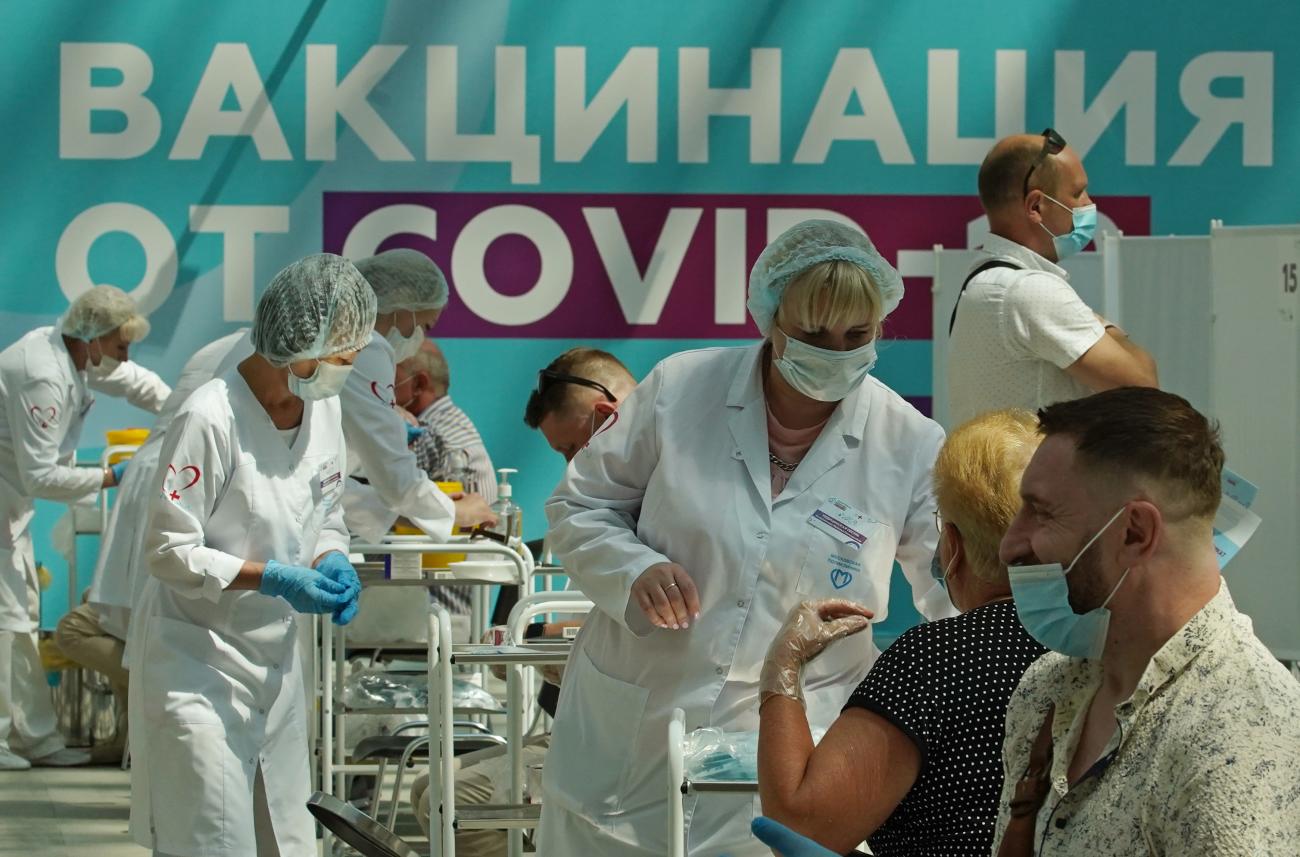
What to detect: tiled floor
<box><xmin>0</xmin><ymin>766</ymin><xmax>139</xmax><ymax>856</ymax></box>
<box><xmin>0</xmin><ymin>765</ymin><xmax>428</xmax><ymax>856</ymax></box>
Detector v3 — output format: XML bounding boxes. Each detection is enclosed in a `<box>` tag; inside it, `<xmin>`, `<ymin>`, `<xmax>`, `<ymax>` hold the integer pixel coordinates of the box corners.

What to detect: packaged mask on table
<box><xmin>341</xmin><ymin>668</ymin><xmax>499</xmax><ymax>711</ymax></box>
<box><xmin>683</xmin><ymin>727</ymin><xmax>825</xmax><ymax>782</ymax></box>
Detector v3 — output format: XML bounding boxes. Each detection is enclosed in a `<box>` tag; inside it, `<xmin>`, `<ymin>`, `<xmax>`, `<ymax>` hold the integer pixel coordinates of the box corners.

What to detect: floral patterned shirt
<box><xmin>992</xmin><ymin>581</ymin><xmax>1300</xmax><ymax>856</ymax></box>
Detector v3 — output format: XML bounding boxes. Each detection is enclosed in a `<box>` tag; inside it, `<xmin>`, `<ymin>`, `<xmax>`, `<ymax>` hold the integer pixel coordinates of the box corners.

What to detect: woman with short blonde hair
<box><xmin>756</xmin><ymin>409</ymin><xmax>1047</xmax><ymax>857</ymax></box>
<box><xmin>539</xmin><ymin>220</ymin><xmax>954</xmax><ymax>856</ymax></box>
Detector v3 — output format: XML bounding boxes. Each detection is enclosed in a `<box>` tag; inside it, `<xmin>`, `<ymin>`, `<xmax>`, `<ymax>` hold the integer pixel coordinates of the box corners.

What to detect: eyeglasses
<box><xmin>934</xmin><ymin>510</ymin><xmax>944</xmax><ymax>534</ymax></box>
<box><xmin>1022</xmin><ymin>127</ymin><xmax>1067</xmax><ymax>198</ymax></box>
<box><xmin>536</xmin><ymin>369</ymin><xmax>616</xmax><ymax>403</ymax></box>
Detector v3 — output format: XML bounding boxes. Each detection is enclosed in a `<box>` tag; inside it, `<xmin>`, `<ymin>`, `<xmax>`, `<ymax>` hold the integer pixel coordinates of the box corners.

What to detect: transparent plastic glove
<box><xmin>109</xmin><ymin>461</ymin><xmax>128</xmax><ymax>484</ymax></box>
<box><xmin>751</xmin><ymin>817</ymin><xmax>839</xmax><ymax>857</ymax></box>
<box><xmin>260</xmin><ymin>559</ymin><xmax>351</xmax><ymax>615</ymax></box>
<box><xmin>406</xmin><ymin>424</ymin><xmax>425</xmax><ymax>445</ymax></box>
<box><xmin>314</xmin><ymin>551</ymin><xmax>362</xmax><ymax>625</ymax></box>
<box><xmin>759</xmin><ymin>599</ymin><xmax>873</xmax><ymax>707</ymax></box>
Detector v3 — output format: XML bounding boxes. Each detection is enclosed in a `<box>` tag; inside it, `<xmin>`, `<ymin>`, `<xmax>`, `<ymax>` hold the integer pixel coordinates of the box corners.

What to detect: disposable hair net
<box><xmin>354</xmin><ymin>249</ymin><xmax>448</xmax><ymax>314</ymax></box>
<box><xmin>746</xmin><ymin>220</ymin><xmax>904</xmax><ymax>336</ymax></box>
<box><xmin>59</xmin><ymin>285</ymin><xmax>150</xmax><ymax>342</ymax></box>
<box><xmin>251</xmin><ymin>254</ymin><xmax>378</xmax><ymax>367</ymax></box>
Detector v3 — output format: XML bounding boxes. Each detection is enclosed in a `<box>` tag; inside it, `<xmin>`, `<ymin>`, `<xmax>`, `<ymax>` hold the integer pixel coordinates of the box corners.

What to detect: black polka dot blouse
<box><xmin>843</xmin><ymin>600</ymin><xmax>1046</xmax><ymax>857</ymax></box>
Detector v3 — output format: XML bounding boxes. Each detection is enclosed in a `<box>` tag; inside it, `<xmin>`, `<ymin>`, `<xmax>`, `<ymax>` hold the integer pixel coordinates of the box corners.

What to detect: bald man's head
<box><xmin>395</xmin><ymin>338</ymin><xmax>450</xmax><ymax>413</ymax></box>
<box><xmin>978</xmin><ymin>134</ymin><xmax>1062</xmax><ymax>213</ymax></box>
<box><xmin>978</xmin><ymin>131</ymin><xmax>1092</xmax><ymax>263</ymax></box>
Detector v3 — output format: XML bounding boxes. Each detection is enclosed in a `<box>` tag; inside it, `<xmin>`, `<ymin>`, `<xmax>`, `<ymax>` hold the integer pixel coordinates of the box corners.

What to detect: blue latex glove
<box><xmin>109</xmin><ymin>461</ymin><xmax>128</xmax><ymax>484</ymax></box>
<box><xmin>406</xmin><ymin>424</ymin><xmax>425</xmax><ymax>445</ymax></box>
<box><xmin>259</xmin><ymin>560</ymin><xmax>350</xmax><ymax>615</ymax></box>
<box><xmin>314</xmin><ymin>551</ymin><xmax>362</xmax><ymax>625</ymax></box>
<box><xmin>750</xmin><ymin>817</ymin><xmax>839</xmax><ymax>857</ymax></box>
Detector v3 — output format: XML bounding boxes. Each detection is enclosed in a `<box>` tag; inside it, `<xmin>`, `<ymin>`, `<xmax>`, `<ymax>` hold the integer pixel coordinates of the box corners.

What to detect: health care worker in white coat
<box><xmin>88</xmin><ymin>329</ymin><xmax>254</xmax><ymax>655</ymax></box>
<box><xmin>129</xmin><ymin>255</ymin><xmax>373</xmax><ymax>857</ymax></box>
<box><xmin>540</xmin><ymin>220</ymin><xmax>956</xmax><ymax>856</ymax></box>
<box><xmin>341</xmin><ymin>248</ymin><xmax>495</xmax><ymax>542</ymax></box>
<box><xmin>0</xmin><ymin>285</ymin><xmax>169</xmax><ymax>771</ymax></box>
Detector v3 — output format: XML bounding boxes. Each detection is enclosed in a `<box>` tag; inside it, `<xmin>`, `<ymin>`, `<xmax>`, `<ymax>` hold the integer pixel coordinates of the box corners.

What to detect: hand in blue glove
<box><xmin>750</xmin><ymin>817</ymin><xmax>839</xmax><ymax>857</ymax></box>
<box><xmin>259</xmin><ymin>560</ymin><xmax>351</xmax><ymax>616</ymax></box>
<box><xmin>109</xmin><ymin>461</ymin><xmax>128</xmax><ymax>485</ymax></box>
<box><xmin>406</xmin><ymin>424</ymin><xmax>425</xmax><ymax>445</ymax></box>
<box><xmin>314</xmin><ymin>551</ymin><xmax>362</xmax><ymax>626</ymax></box>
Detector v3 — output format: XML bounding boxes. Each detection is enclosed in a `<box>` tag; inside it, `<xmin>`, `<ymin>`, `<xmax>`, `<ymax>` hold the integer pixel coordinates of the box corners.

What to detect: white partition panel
<box><xmin>1208</xmin><ymin>225</ymin><xmax>1300</xmax><ymax>659</ymax></box>
<box><xmin>1116</xmin><ymin>236</ymin><xmax>1214</xmax><ymax>414</ymax></box>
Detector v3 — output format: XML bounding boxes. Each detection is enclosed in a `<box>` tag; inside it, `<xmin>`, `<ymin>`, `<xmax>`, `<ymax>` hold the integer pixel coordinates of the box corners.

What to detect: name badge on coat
<box><xmin>317</xmin><ymin>456</ymin><xmax>343</xmax><ymax>503</ymax></box>
<box><xmin>807</xmin><ymin>498</ymin><xmax>873</xmax><ymax>551</ymax></box>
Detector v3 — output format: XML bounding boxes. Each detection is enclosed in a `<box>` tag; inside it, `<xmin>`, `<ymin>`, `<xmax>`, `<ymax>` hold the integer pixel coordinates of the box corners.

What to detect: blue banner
<box><xmin>4</xmin><ymin>0</ymin><xmax>1295</xmax><ymax>631</ymax></box>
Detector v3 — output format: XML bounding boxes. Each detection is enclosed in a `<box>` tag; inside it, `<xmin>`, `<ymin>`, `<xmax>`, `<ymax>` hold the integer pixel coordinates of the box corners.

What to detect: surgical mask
<box><xmin>287</xmin><ymin>360</ymin><xmax>353</xmax><ymax>401</ymax></box>
<box><xmin>1008</xmin><ymin>505</ymin><xmax>1132</xmax><ymax>659</ymax></box>
<box><xmin>385</xmin><ymin>312</ymin><xmax>425</xmax><ymax>362</ymax></box>
<box><xmin>773</xmin><ymin>328</ymin><xmax>877</xmax><ymax>402</ymax></box>
<box><xmin>393</xmin><ymin>375</ymin><xmax>417</xmax><ymax>412</ymax></box>
<box><xmin>85</xmin><ymin>339</ymin><xmax>121</xmax><ymax>378</ymax></box>
<box><xmin>1039</xmin><ymin>194</ymin><xmax>1097</xmax><ymax>260</ymax></box>
<box><xmin>931</xmin><ymin>549</ymin><xmax>959</xmax><ymax>609</ymax></box>
<box><xmin>929</xmin><ymin>552</ymin><xmax>956</xmax><ymax>582</ymax></box>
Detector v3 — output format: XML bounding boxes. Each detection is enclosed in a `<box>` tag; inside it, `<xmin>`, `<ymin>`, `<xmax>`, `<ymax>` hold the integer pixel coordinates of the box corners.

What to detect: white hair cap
<box><xmin>59</xmin><ymin>285</ymin><xmax>150</xmax><ymax>342</ymax></box>
<box><xmin>354</xmin><ymin>249</ymin><xmax>448</xmax><ymax>314</ymax></box>
<box><xmin>746</xmin><ymin>220</ymin><xmax>904</xmax><ymax>335</ymax></box>
<box><xmin>251</xmin><ymin>254</ymin><xmax>378</xmax><ymax>367</ymax></box>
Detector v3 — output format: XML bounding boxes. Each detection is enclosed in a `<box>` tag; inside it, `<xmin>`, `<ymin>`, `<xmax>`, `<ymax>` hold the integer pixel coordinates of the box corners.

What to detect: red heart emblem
<box><xmin>28</xmin><ymin>405</ymin><xmax>56</xmax><ymax>429</ymax></box>
<box><xmin>370</xmin><ymin>380</ymin><xmax>395</xmax><ymax>407</ymax></box>
<box><xmin>164</xmin><ymin>463</ymin><xmax>202</xmax><ymax>501</ymax></box>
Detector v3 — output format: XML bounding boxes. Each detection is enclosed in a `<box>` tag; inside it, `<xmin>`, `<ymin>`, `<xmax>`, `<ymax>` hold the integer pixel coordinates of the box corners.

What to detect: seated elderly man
<box><xmin>396</xmin><ymin>339</ymin><xmax>497</xmax><ymax>503</ymax></box>
<box><xmin>755</xmin><ymin>409</ymin><xmax>1047</xmax><ymax>856</ymax></box>
<box><xmin>992</xmin><ymin>388</ymin><xmax>1300</xmax><ymax>855</ymax></box>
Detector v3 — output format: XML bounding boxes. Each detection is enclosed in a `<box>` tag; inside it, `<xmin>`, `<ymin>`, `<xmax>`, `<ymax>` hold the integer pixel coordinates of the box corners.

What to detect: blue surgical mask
<box><xmin>929</xmin><ymin>551</ymin><xmax>956</xmax><ymax>582</ymax></box>
<box><xmin>1039</xmin><ymin>194</ymin><xmax>1097</xmax><ymax>260</ymax></box>
<box><xmin>773</xmin><ymin>328</ymin><xmax>877</xmax><ymax>402</ymax></box>
<box><xmin>930</xmin><ymin>550</ymin><xmax>960</xmax><ymax>611</ymax></box>
<box><xmin>1008</xmin><ymin>505</ymin><xmax>1131</xmax><ymax>659</ymax></box>
<box><xmin>287</xmin><ymin>360</ymin><xmax>353</xmax><ymax>401</ymax></box>
<box><xmin>385</xmin><ymin>312</ymin><xmax>425</xmax><ymax>362</ymax></box>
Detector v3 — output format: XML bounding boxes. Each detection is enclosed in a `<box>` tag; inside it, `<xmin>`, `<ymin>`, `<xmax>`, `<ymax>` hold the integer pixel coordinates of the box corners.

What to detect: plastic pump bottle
<box><xmin>489</xmin><ymin>468</ymin><xmax>523</xmax><ymax>543</ymax></box>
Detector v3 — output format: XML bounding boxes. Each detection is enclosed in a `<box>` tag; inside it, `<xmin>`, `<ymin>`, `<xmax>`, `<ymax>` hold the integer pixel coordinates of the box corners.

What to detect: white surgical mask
<box><xmin>85</xmin><ymin>338</ymin><xmax>121</xmax><ymax>378</ymax></box>
<box><xmin>773</xmin><ymin>328</ymin><xmax>877</xmax><ymax>402</ymax></box>
<box><xmin>385</xmin><ymin>312</ymin><xmax>425</xmax><ymax>362</ymax></box>
<box><xmin>288</xmin><ymin>360</ymin><xmax>353</xmax><ymax>401</ymax></box>
<box><xmin>87</xmin><ymin>356</ymin><xmax>120</xmax><ymax>378</ymax></box>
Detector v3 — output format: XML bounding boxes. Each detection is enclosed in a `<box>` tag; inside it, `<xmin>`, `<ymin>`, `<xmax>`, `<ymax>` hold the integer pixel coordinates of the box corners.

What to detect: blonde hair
<box><xmin>117</xmin><ymin>315</ymin><xmax>151</xmax><ymax>344</ymax></box>
<box><xmin>775</xmin><ymin>260</ymin><xmax>882</xmax><ymax>338</ymax></box>
<box><xmin>933</xmin><ymin>409</ymin><xmax>1040</xmax><ymax>584</ymax></box>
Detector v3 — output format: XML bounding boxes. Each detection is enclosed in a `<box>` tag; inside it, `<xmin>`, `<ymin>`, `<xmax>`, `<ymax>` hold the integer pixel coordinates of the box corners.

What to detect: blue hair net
<box><xmin>746</xmin><ymin>220</ymin><xmax>904</xmax><ymax>335</ymax></box>
<box><xmin>354</xmin><ymin>249</ymin><xmax>448</xmax><ymax>314</ymax></box>
<box><xmin>252</xmin><ymin>254</ymin><xmax>378</xmax><ymax>366</ymax></box>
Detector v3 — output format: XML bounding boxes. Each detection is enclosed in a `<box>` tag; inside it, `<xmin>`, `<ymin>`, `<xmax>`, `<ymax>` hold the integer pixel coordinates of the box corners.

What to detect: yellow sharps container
<box><xmin>390</xmin><ymin>481</ymin><xmax>466</xmax><ymax>568</ymax></box>
<box><xmin>105</xmin><ymin>428</ymin><xmax>150</xmax><ymax>464</ymax></box>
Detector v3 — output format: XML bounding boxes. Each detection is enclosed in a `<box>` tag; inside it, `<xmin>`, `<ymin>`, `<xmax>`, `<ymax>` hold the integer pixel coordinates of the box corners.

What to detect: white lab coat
<box><xmin>339</xmin><ymin>332</ymin><xmax>454</xmax><ymax>541</ymax></box>
<box><xmin>88</xmin><ymin>330</ymin><xmax>253</xmax><ymax>643</ymax></box>
<box><xmin>128</xmin><ymin>368</ymin><xmax>350</xmax><ymax>856</ymax></box>
<box><xmin>539</xmin><ymin>343</ymin><xmax>953</xmax><ymax>857</ymax></box>
<box><xmin>0</xmin><ymin>326</ymin><xmax>169</xmax><ymax>633</ymax></box>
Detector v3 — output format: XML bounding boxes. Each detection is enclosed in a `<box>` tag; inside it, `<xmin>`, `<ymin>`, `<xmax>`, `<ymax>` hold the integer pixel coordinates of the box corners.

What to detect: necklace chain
<box><xmin>768</xmin><ymin>452</ymin><xmax>798</xmax><ymax>472</ymax></box>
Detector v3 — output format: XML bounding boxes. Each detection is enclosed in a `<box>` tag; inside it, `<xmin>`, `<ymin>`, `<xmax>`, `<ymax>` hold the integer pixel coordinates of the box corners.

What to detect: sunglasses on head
<box><xmin>1022</xmin><ymin>127</ymin><xmax>1067</xmax><ymax>198</ymax></box>
<box><xmin>536</xmin><ymin>369</ymin><xmax>616</xmax><ymax>403</ymax></box>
